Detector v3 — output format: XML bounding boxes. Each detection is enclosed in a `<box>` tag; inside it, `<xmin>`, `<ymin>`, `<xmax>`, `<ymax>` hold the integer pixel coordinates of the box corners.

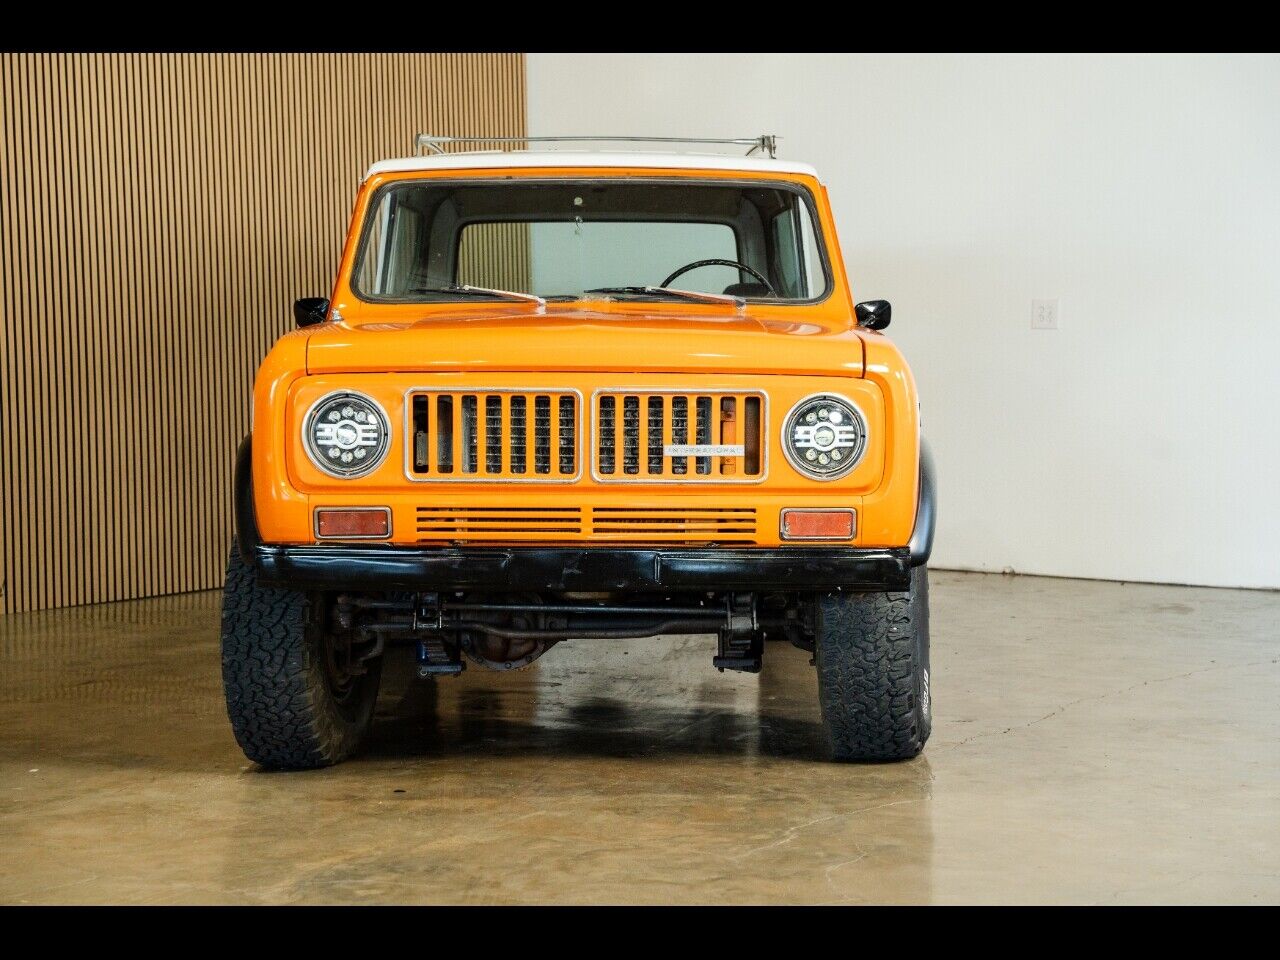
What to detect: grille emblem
<box><xmin>663</xmin><ymin>443</ymin><xmax>745</xmax><ymax>457</ymax></box>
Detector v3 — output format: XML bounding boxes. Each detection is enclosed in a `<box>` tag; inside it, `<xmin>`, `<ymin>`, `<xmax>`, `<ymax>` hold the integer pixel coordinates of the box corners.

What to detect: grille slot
<box><xmin>743</xmin><ymin>396</ymin><xmax>762</xmax><ymax>475</ymax></box>
<box><xmin>598</xmin><ymin>395</ymin><xmax>616</xmax><ymax>474</ymax></box>
<box><xmin>411</xmin><ymin>394</ymin><xmax>430</xmax><ymax>472</ymax></box>
<box><xmin>407</xmin><ymin>389</ymin><xmax>580</xmax><ymax>481</ymax></box>
<box><xmin>509</xmin><ymin>396</ymin><xmax>527</xmax><ymax>474</ymax></box>
<box><xmin>534</xmin><ymin>395</ymin><xmax>551</xmax><ymax>474</ymax></box>
<box><xmin>484</xmin><ymin>395</ymin><xmax>502</xmax><ymax>474</ymax></box>
<box><xmin>696</xmin><ymin>395</ymin><xmax>712</xmax><ymax>475</ymax></box>
<box><xmin>622</xmin><ymin>396</ymin><xmax>640</xmax><ymax>474</ymax></box>
<box><xmin>647</xmin><ymin>397</ymin><xmax>664</xmax><ymax>473</ymax></box>
<box><xmin>559</xmin><ymin>396</ymin><xmax>575</xmax><ymax>474</ymax></box>
<box><xmin>436</xmin><ymin>395</ymin><xmax>454</xmax><ymax>473</ymax></box>
<box><xmin>461</xmin><ymin>396</ymin><xmax>478</xmax><ymax>474</ymax></box>
<box><xmin>593</xmin><ymin>391</ymin><xmax>766</xmax><ymax>483</ymax></box>
<box><xmin>671</xmin><ymin>396</ymin><xmax>688</xmax><ymax>476</ymax></box>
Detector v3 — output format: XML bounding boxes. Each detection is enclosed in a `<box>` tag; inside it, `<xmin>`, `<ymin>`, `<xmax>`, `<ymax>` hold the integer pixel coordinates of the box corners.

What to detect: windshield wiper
<box><xmin>407</xmin><ymin>284</ymin><xmax>546</xmax><ymax>310</ymax></box>
<box><xmin>583</xmin><ymin>286</ymin><xmax>744</xmax><ymax>307</ymax></box>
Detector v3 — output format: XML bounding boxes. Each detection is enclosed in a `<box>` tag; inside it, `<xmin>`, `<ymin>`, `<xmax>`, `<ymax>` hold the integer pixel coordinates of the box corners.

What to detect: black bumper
<box><xmin>251</xmin><ymin>544</ymin><xmax>913</xmax><ymax>593</ymax></box>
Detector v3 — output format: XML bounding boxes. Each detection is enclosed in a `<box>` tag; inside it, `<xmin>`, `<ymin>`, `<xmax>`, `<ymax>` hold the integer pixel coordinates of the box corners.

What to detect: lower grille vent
<box><xmin>415</xmin><ymin>507</ymin><xmax>583</xmax><ymax>540</ymax></box>
<box><xmin>590</xmin><ymin>507</ymin><xmax>757</xmax><ymax>542</ymax></box>
<box><xmin>414</xmin><ymin>505</ymin><xmax>758</xmax><ymax>544</ymax></box>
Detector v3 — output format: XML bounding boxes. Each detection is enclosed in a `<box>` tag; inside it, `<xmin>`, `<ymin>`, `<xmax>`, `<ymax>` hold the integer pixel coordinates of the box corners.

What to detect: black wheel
<box><xmin>221</xmin><ymin>547</ymin><xmax>381</xmax><ymax>769</ymax></box>
<box><xmin>814</xmin><ymin>565</ymin><xmax>931</xmax><ymax>761</ymax></box>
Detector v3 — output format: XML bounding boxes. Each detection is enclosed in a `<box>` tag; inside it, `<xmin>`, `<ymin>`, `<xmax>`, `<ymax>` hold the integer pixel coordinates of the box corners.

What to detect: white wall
<box><xmin>528</xmin><ymin>53</ymin><xmax>1280</xmax><ymax>589</ymax></box>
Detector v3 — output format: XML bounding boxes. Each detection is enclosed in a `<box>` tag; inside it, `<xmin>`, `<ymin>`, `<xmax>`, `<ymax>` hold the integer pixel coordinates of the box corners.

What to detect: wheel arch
<box><xmin>908</xmin><ymin>438</ymin><xmax>936</xmax><ymax>567</ymax></box>
<box><xmin>234</xmin><ymin>435</ymin><xmax>262</xmax><ymax>563</ymax></box>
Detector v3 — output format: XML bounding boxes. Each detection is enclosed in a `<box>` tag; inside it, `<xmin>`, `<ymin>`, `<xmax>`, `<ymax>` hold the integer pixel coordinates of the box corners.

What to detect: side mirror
<box><xmin>855</xmin><ymin>299</ymin><xmax>891</xmax><ymax>331</ymax></box>
<box><xmin>294</xmin><ymin>296</ymin><xmax>330</xmax><ymax>328</ymax></box>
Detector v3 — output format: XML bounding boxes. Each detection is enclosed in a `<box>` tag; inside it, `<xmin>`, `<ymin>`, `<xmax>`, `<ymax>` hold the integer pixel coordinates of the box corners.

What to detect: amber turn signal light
<box><xmin>314</xmin><ymin>507</ymin><xmax>391</xmax><ymax>540</ymax></box>
<box><xmin>780</xmin><ymin>508</ymin><xmax>856</xmax><ymax>541</ymax></box>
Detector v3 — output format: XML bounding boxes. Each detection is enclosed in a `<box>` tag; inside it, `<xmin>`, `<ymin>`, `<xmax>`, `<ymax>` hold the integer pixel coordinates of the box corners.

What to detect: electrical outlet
<box><xmin>1032</xmin><ymin>299</ymin><xmax>1059</xmax><ymax>330</ymax></box>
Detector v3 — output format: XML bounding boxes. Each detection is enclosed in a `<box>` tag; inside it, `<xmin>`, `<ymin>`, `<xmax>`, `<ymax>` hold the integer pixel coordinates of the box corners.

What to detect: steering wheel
<box><xmin>661</xmin><ymin>258</ymin><xmax>776</xmax><ymax>296</ymax></box>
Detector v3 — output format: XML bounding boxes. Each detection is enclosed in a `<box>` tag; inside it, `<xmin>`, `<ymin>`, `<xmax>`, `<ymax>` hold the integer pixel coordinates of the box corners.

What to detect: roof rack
<box><xmin>414</xmin><ymin>134</ymin><xmax>779</xmax><ymax>159</ymax></box>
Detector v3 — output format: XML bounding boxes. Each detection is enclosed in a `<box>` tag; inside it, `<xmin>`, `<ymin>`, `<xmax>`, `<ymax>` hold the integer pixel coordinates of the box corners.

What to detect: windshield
<box><xmin>352</xmin><ymin>179</ymin><xmax>830</xmax><ymax>303</ymax></box>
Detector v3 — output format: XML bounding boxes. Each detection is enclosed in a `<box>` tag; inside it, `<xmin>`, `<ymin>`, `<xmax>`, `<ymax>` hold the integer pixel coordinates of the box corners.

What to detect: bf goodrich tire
<box><xmin>221</xmin><ymin>547</ymin><xmax>381</xmax><ymax>769</ymax></box>
<box><xmin>815</xmin><ymin>565</ymin><xmax>931</xmax><ymax>762</ymax></box>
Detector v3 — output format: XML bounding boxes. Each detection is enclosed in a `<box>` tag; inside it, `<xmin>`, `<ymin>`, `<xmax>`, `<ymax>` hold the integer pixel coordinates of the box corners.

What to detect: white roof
<box><xmin>364</xmin><ymin>151</ymin><xmax>821</xmax><ymax>181</ymax></box>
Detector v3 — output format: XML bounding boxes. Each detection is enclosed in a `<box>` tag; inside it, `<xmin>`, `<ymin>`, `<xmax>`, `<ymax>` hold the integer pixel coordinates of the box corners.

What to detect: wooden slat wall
<box><xmin>0</xmin><ymin>53</ymin><xmax>526</xmax><ymax>613</ymax></box>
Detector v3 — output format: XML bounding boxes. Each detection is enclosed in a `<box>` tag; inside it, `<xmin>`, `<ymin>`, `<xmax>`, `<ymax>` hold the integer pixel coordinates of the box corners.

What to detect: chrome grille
<box><xmin>592</xmin><ymin>390</ymin><xmax>766</xmax><ymax>483</ymax></box>
<box><xmin>408</xmin><ymin>389</ymin><xmax>581</xmax><ymax>481</ymax></box>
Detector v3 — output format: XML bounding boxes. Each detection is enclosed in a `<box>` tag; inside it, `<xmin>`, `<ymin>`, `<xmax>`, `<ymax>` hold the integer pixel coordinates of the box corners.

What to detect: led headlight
<box><xmin>781</xmin><ymin>394</ymin><xmax>867</xmax><ymax>480</ymax></box>
<box><xmin>302</xmin><ymin>391</ymin><xmax>390</xmax><ymax>479</ymax></box>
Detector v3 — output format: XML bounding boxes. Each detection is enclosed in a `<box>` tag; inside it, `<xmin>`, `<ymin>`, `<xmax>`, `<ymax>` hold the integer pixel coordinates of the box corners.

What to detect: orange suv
<box><xmin>222</xmin><ymin>135</ymin><xmax>936</xmax><ymax>768</ymax></box>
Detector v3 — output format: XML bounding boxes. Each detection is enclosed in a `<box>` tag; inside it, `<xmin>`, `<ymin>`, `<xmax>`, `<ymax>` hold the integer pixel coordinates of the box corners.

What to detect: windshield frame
<box><xmin>347</xmin><ymin>176</ymin><xmax>836</xmax><ymax>308</ymax></box>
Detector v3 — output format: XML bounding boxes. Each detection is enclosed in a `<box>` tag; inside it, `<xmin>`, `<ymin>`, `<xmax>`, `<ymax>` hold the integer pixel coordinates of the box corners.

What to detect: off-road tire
<box><xmin>221</xmin><ymin>547</ymin><xmax>381</xmax><ymax>769</ymax></box>
<box><xmin>815</xmin><ymin>565</ymin><xmax>931</xmax><ymax>761</ymax></box>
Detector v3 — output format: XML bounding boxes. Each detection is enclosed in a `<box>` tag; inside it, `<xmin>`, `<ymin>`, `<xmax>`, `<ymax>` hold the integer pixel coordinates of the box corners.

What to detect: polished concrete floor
<box><xmin>0</xmin><ymin>570</ymin><xmax>1276</xmax><ymax>904</ymax></box>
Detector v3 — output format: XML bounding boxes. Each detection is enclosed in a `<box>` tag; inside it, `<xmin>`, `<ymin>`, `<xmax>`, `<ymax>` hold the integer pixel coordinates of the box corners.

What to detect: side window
<box><xmin>770</xmin><ymin>202</ymin><xmax>826</xmax><ymax>299</ymax></box>
<box><xmin>386</xmin><ymin>206</ymin><xmax>422</xmax><ymax>294</ymax></box>
<box><xmin>358</xmin><ymin>193</ymin><xmax>423</xmax><ymax>296</ymax></box>
<box><xmin>356</xmin><ymin>193</ymin><xmax>391</xmax><ymax>293</ymax></box>
<box><xmin>771</xmin><ymin>209</ymin><xmax>802</xmax><ymax>298</ymax></box>
<box><xmin>797</xmin><ymin>201</ymin><xmax>825</xmax><ymax>298</ymax></box>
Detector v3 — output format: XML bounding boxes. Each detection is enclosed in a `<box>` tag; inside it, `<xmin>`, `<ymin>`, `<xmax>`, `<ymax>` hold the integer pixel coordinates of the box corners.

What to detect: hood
<box><xmin>305</xmin><ymin>307</ymin><xmax>864</xmax><ymax>377</ymax></box>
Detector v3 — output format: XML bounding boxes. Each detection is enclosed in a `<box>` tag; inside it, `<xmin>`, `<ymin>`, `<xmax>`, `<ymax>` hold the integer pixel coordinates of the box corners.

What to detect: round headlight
<box><xmin>781</xmin><ymin>394</ymin><xmax>867</xmax><ymax>480</ymax></box>
<box><xmin>302</xmin><ymin>391</ymin><xmax>390</xmax><ymax>479</ymax></box>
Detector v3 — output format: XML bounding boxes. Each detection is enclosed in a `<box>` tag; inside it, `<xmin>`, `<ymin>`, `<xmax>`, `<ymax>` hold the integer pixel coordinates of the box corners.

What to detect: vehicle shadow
<box><xmin>363</xmin><ymin>647</ymin><xmax>835</xmax><ymax>764</ymax></box>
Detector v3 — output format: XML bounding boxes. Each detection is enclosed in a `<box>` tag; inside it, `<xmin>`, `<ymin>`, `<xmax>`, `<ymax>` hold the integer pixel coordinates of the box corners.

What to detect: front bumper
<box><xmin>251</xmin><ymin>544</ymin><xmax>912</xmax><ymax>593</ymax></box>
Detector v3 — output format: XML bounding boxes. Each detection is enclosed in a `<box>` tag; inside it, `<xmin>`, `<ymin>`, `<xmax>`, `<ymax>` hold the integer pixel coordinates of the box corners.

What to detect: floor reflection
<box><xmin>366</xmin><ymin>637</ymin><xmax>834</xmax><ymax>762</ymax></box>
<box><xmin>4</xmin><ymin>571</ymin><xmax>1275</xmax><ymax>903</ymax></box>
<box><xmin>25</xmin><ymin>578</ymin><xmax>1168</xmax><ymax>902</ymax></box>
